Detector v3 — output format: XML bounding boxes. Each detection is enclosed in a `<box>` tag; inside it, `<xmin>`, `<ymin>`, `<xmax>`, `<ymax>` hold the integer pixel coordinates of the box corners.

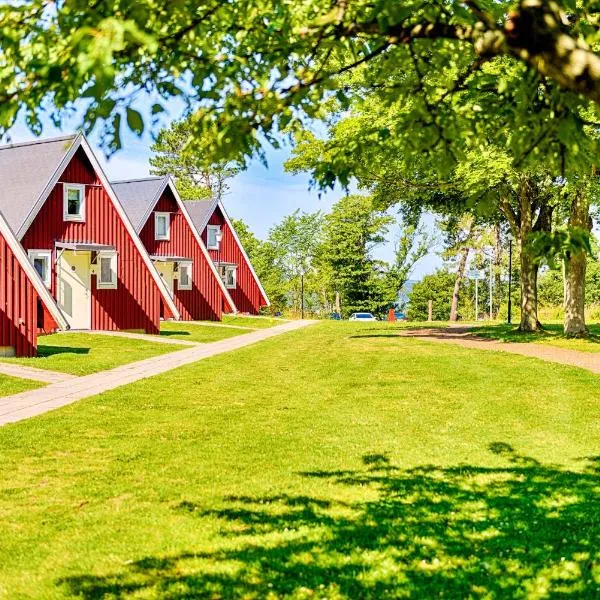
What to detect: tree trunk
<box><xmin>518</xmin><ymin>184</ymin><xmax>540</xmax><ymax>332</ymax></box>
<box><xmin>520</xmin><ymin>247</ymin><xmax>539</xmax><ymax>332</ymax></box>
<box><xmin>493</xmin><ymin>225</ymin><xmax>502</xmax><ymax>319</ymax></box>
<box><xmin>450</xmin><ymin>247</ymin><xmax>469</xmax><ymax>321</ymax></box>
<box><xmin>563</xmin><ymin>193</ymin><xmax>590</xmax><ymax>337</ymax></box>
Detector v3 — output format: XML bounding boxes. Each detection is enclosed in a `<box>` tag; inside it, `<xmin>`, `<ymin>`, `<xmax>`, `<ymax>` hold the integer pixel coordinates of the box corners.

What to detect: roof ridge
<box><xmin>111</xmin><ymin>176</ymin><xmax>165</xmax><ymax>184</ymax></box>
<box><xmin>0</xmin><ymin>134</ymin><xmax>77</xmax><ymax>151</ymax></box>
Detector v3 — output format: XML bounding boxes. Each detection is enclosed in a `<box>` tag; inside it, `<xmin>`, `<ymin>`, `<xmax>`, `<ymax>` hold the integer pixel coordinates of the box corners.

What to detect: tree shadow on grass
<box><xmin>58</xmin><ymin>444</ymin><xmax>600</xmax><ymax>598</ymax></box>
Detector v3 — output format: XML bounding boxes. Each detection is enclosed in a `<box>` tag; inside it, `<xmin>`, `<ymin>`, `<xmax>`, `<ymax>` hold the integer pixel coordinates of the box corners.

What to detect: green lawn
<box><xmin>0</xmin><ymin>322</ymin><xmax>598</xmax><ymax>598</ymax></box>
<box><xmin>222</xmin><ymin>314</ymin><xmax>288</xmax><ymax>328</ymax></box>
<box><xmin>0</xmin><ymin>333</ymin><xmax>178</xmax><ymax>376</ymax></box>
<box><xmin>0</xmin><ymin>374</ymin><xmax>44</xmax><ymax>398</ymax></box>
<box><xmin>472</xmin><ymin>322</ymin><xmax>600</xmax><ymax>353</ymax></box>
<box><xmin>159</xmin><ymin>321</ymin><xmax>249</xmax><ymax>342</ymax></box>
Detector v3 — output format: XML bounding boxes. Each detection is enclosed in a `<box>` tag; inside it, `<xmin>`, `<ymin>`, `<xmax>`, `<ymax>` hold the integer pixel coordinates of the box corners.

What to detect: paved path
<box><xmin>66</xmin><ymin>329</ymin><xmax>200</xmax><ymax>346</ymax></box>
<box><xmin>0</xmin><ymin>320</ymin><xmax>315</xmax><ymax>426</ymax></box>
<box><xmin>0</xmin><ymin>362</ymin><xmax>76</xmax><ymax>384</ymax></box>
<box><xmin>401</xmin><ymin>327</ymin><xmax>600</xmax><ymax>374</ymax></box>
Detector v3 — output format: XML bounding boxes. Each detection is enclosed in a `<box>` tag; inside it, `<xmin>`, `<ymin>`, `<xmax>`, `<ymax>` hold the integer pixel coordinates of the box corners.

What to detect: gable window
<box><xmin>97</xmin><ymin>251</ymin><xmax>118</xmax><ymax>289</ymax></box>
<box><xmin>177</xmin><ymin>261</ymin><xmax>192</xmax><ymax>290</ymax></box>
<box><xmin>63</xmin><ymin>184</ymin><xmax>85</xmax><ymax>222</ymax></box>
<box><xmin>207</xmin><ymin>225</ymin><xmax>221</xmax><ymax>250</ymax></box>
<box><xmin>155</xmin><ymin>212</ymin><xmax>170</xmax><ymax>241</ymax></box>
<box><xmin>219</xmin><ymin>265</ymin><xmax>237</xmax><ymax>289</ymax></box>
<box><xmin>28</xmin><ymin>250</ymin><xmax>51</xmax><ymax>288</ymax></box>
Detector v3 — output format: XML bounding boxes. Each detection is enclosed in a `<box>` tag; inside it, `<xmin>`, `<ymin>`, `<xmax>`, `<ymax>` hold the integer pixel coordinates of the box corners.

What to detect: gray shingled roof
<box><xmin>111</xmin><ymin>177</ymin><xmax>167</xmax><ymax>230</ymax></box>
<box><xmin>185</xmin><ymin>198</ymin><xmax>219</xmax><ymax>233</ymax></box>
<box><xmin>0</xmin><ymin>135</ymin><xmax>77</xmax><ymax>232</ymax></box>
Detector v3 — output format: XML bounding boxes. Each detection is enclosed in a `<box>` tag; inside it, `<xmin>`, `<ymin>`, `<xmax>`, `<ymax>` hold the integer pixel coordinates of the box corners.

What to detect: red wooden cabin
<box><xmin>0</xmin><ymin>135</ymin><xmax>179</xmax><ymax>334</ymax></box>
<box><xmin>0</xmin><ymin>209</ymin><xmax>68</xmax><ymax>357</ymax></box>
<box><xmin>112</xmin><ymin>176</ymin><xmax>236</xmax><ymax>320</ymax></box>
<box><xmin>186</xmin><ymin>199</ymin><xmax>270</xmax><ymax>314</ymax></box>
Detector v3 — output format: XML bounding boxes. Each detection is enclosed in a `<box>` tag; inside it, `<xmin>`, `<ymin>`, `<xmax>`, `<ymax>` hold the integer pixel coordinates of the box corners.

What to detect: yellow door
<box><xmin>154</xmin><ymin>261</ymin><xmax>174</xmax><ymax>297</ymax></box>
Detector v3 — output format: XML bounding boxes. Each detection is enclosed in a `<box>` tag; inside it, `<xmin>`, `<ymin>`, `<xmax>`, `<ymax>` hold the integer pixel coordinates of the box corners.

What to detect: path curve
<box><xmin>401</xmin><ymin>326</ymin><xmax>600</xmax><ymax>374</ymax></box>
<box><xmin>0</xmin><ymin>362</ymin><xmax>77</xmax><ymax>384</ymax></box>
<box><xmin>0</xmin><ymin>320</ymin><xmax>316</xmax><ymax>426</ymax></box>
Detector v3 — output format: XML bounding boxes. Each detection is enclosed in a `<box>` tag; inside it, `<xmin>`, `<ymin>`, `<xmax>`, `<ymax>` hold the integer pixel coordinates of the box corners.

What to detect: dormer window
<box><xmin>63</xmin><ymin>184</ymin><xmax>85</xmax><ymax>222</ymax></box>
<box><xmin>155</xmin><ymin>212</ymin><xmax>170</xmax><ymax>241</ymax></box>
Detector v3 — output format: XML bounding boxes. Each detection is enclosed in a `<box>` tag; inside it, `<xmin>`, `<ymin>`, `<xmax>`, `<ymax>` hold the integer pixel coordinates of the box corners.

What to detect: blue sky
<box><xmin>4</xmin><ymin>109</ymin><xmax>443</xmax><ymax>280</ymax></box>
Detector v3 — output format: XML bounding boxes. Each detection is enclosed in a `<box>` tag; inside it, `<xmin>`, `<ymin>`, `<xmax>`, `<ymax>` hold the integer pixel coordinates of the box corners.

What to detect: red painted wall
<box><xmin>20</xmin><ymin>148</ymin><xmax>163</xmax><ymax>334</ymax></box>
<box><xmin>202</xmin><ymin>207</ymin><xmax>267</xmax><ymax>314</ymax></box>
<box><xmin>139</xmin><ymin>188</ymin><xmax>224</xmax><ymax>321</ymax></box>
<box><xmin>0</xmin><ymin>232</ymin><xmax>43</xmax><ymax>357</ymax></box>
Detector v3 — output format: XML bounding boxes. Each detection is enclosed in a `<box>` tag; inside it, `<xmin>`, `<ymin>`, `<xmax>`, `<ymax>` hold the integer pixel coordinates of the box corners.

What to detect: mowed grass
<box><xmin>0</xmin><ymin>333</ymin><xmax>178</xmax><ymax>376</ymax></box>
<box><xmin>472</xmin><ymin>322</ymin><xmax>600</xmax><ymax>353</ymax></box>
<box><xmin>222</xmin><ymin>314</ymin><xmax>287</xmax><ymax>328</ymax></box>
<box><xmin>0</xmin><ymin>374</ymin><xmax>44</xmax><ymax>398</ymax></box>
<box><xmin>0</xmin><ymin>322</ymin><xmax>598</xmax><ymax>598</ymax></box>
<box><xmin>159</xmin><ymin>321</ymin><xmax>249</xmax><ymax>342</ymax></box>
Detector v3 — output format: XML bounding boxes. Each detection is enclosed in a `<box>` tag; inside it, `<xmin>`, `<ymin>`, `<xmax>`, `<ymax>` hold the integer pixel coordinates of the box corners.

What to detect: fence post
<box><xmin>428</xmin><ymin>299</ymin><xmax>433</xmax><ymax>322</ymax></box>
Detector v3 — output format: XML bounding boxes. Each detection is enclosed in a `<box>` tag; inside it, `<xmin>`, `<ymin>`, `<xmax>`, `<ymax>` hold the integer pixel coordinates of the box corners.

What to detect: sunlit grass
<box><xmin>472</xmin><ymin>323</ymin><xmax>600</xmax><ymax>353</ymax></box>
<box><xmin>222</xmin><ymin>314</ymin><xmax>287</xmax><ymax>328</ymax></box>
<box><xmin>0</xmin><ymin>374</ymin><xmax>44</xmax><ymax>398</ymax></box>
<box><xmin>159</xmin><ymin>321</ymin><xmax>249</xmax><ymax>342</ymax></box>
<box><xmin>0</xmin><ymin>333</ymin><xmax>178</xmax><ymax>376</ymax></box>
<box><xmin>0</xmin><ymin>322</ymin><xmax>598</xmax><ymax>598</ymax></box>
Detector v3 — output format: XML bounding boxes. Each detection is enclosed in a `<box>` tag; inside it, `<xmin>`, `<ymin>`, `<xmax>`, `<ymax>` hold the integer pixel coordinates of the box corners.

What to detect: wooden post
<box><xmin>428</xmin><ymin>299</ymin><xmax>433</xmax><ymax>322</ymax></box>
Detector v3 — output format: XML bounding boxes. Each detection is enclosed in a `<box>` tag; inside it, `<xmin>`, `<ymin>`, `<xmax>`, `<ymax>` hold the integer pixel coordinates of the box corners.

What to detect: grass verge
<box><xmin>0</xmin><ymin>333</ymin><xmax>179</xmax><ymax>376</ymax></box>
<box><xmin>0</xmin><ymin>374</ymin><xmax>44</xmax><ymax>398</ymax></box>
<box><xmin>222</xmin><ymin>314</ymin><xmax>287</xmax><ymax>328</ymax></box>
<box><xmin>0</xmin><ymin>322</ymin><xmax>598</xmax><ymax>598</ymax></box>
<box><xmin>159</xmin><ymin>321</ymin><xmax>249</xmax><ymax>343</ymax></box>
<box><xmin>472</xmin><ymin>322</ymin><xmax>600</xmax><ymax>353</ymax></box>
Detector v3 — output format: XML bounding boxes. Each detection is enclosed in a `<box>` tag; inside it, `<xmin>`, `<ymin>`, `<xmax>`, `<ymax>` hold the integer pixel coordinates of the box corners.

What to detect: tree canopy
<box><xmin>3</xmin><ymin>0</ymin><xmax>600</xmax><ymax>165</ymax></box>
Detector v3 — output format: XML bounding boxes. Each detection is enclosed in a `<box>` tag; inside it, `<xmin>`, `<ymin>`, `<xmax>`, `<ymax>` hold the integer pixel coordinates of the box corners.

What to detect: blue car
<box><xmin>329</xmin><ymin>312</ymin><xmax>342</xmax><ymax>320</ymax></box>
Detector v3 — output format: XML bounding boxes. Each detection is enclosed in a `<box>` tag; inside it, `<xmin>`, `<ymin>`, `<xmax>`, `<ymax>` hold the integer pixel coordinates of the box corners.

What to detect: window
<box><xmin>155</xmin><ymin>212</ymin><xmax>170</xmax><ymax>241</ymax></box>
<box><xmin>63</xmin><ymin>184</ymin><xmax>85</xmax><ymax>222</ymax></box>
<box><xmin>207</xmin><ymin>225</ymin><xmax>221</xmax><ymax>250</ymax></box>
<box><xmin>28</xmin><ymin>250</ymin><xmax>51</xmax><ymax>288</ymax></box>
<box><xmin>219</xmin><ymin>265</ymin><xmax>237</xmax><ymax>289</ymax></box>
<box><xmin>97</xmin><ymin>251</ymin><xmax>117</xmax><ymax>289</ymax></box>
<box><xmin>178</xmin><ymin>261</ymin><xmax>192</xmax><ymax>290</ymax></box>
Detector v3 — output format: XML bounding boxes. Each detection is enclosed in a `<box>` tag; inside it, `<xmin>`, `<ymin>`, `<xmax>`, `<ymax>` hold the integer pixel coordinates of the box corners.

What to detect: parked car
<box><xmin>329</xmin><ymin>312</ymin><xmax>342</xmax><ymax>320</ymax></box>
<box><xmin>349</xmin><ymin>312</ymin><xmax>377</xmax><ymax>321</ymax></box>
<box><xmin>394</xmin><ymin>311</ymin><xmax>408</xmax><ymax>321</ymax></box>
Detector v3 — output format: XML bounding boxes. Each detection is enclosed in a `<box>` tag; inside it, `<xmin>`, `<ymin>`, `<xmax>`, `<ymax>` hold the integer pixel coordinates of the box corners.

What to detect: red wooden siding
<box><xmin>203</xmin><ymin>207</ymin><xmax>267</xmax><ymax>314</ymax></box>
<box><xmin>139</xmin><ymin>188</ymin><xmax>224</xmax><ymax>321</ymax></box>
<box><xmin>0</xmin><ymin>232</ymin><xmax>51</xmax><ymax>357</ymax></box>
<box><xmin>20</xmin><ymin>148</ymin><xmax>163</xmax><ymax>334</ymax></box>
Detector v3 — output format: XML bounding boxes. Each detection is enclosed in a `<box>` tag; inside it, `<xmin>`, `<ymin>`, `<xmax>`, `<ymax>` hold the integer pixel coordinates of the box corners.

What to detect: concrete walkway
<box><xmin>0</xmin><ymin>320</ymin><xmax>315</xmax><ymax>426</ymax></box>
<box><xmin>0</xmin><ymin>362</ymin><xmax>77</xmax><ymax>384</ymax></box>
<box><xmin>401</xmin><ymin>327</ymin><xmax>600</xmax><ymax>374</ymax></box>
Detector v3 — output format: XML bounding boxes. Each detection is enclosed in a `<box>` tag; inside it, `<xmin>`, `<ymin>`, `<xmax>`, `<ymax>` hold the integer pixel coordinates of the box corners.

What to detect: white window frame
<box><xmin>207</xmin><ymin>225</ymin><xmax>221</xmax><ymax>250</ymax></box>
<box><xmin>219</xmin><ymin>265</ymin><xmax>237</xmax><ymax>290</ymax></box>
<box><xmin>63</xmin><ymin>183</ymin><xmax>86</xmax><ymax>222</ymax></box>
<box><xmin>28</xmin><ymin>250</ymin><xmax>52</xmax><ymax>288</ymax></box>
<box><xmin>154</xmin><ymin>212</ymin><xmax>170</xmax><ymax>241</ymax></box>
<box><xmin>97</xmin><ymin>251</ymin><xmax>118</xmax><ymax>290</ymax></box>
<box><xmin>177</xmin><ymin>261</ymin><xmax>193</xmax><ymax>290</ymax></box>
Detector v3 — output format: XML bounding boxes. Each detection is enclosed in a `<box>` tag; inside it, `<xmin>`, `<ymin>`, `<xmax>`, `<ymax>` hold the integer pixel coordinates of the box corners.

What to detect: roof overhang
<box><xmin>215</xmin><ymin>261</ymin><xmax>237</xmax><ymax>267</ymax></box>
<box><xmin>56</xmin><ymin>242</ymin><xmax>116</xmax><ymax>253</ymax></box>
